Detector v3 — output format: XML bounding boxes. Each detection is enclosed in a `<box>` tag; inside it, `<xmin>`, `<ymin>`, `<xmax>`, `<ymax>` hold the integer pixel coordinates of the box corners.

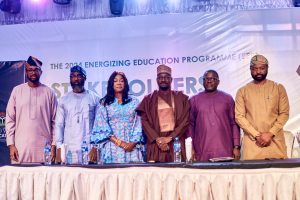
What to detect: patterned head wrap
<box><xmin>70</xmin><ymin>65</ymin><xmax>86</xmax><ymax>77</ymax></box>
<box><xmin>26</xmin><ymin>56</ymin><xmax>42</xmax><ymax>68</ymax></box>
<box><xmin>250</xmin><ymin>54</ymin><xmax>269</xmax><ymax>66</ymax></box>
<box><xmin>157</xmin><ymin>64</ymin><xmax>172</xmax><ymax>75</ymax></box>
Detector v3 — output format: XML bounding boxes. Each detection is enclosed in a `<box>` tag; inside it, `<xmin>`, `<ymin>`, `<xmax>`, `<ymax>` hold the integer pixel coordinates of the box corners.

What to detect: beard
<box><xmin>251</xmin><ymin>73</ymin><xmax>267</xmax><ymax>82</ymax></box>
<box><xmin>158</xmin><ymin>80</ymin><xmax>171</xmax><ymax>91</ymax></box>
<box><xmin>159</xmin><ymin>85</ymin><xmax>170</xmax><ymax>91</ymax></box>
<box><xmin>204</xmin><ymin>83</ymin><xmax>218</xmax><ymax>92</ymax></box>
<box><xmin>205</xmin><ymin>88</ymin><xmax>217</xmax><ymax>92</ymax></box>
<box><xmin>27</xmin><ymin>75</ymin><xmax>40</xmax><ymax>83</ymax></box>
<box><xmin>71</xmin><ymin>81</ymin><xmax>85</xmax><ymax>91</ymax></box>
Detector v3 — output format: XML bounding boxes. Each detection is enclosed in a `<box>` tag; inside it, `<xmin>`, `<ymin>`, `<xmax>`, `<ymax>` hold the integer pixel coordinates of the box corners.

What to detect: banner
<box><xmin>0</xmin><ymin>8</ymin><xmax>299</xmax><ymax>135</ymax></box>
<box><xmin>0</xmin><ymin>61</ymin><xmax>25</xmax><ymax>164</ymax></box>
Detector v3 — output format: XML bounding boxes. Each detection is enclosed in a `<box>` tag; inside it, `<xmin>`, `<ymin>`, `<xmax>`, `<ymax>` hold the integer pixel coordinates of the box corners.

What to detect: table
<box><xmin>1</xmin><ymin>159</ymin><xmax>300</xmax><ymax>200</ymax></box>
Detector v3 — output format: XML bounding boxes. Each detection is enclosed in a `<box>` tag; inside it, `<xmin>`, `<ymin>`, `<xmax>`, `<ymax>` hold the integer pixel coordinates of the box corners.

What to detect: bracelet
<box><xmin>111</xmin><ymin>136</ymin><xmax>122</xmax><ymax>147</ymax></box>
<box><xmin>116</xmin><ymin>139</ymin><xmax>122</xmax><ymax>147</ymax></box>
<box><xmin>110</xmin><ymin>136</ymin><xmax>117</xmax><ymax>144</ymax></box>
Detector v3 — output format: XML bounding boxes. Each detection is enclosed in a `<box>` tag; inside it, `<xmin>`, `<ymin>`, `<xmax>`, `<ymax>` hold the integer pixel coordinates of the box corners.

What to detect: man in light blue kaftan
<box><xmin>54</xmin><ymin>66</ymin><xmax>100</xmax><ymax>163</ymax></box>
<box><xmin>91</xmin><ymin>97</ymin><xmax>144</xmax><ymax>163</ymax></box>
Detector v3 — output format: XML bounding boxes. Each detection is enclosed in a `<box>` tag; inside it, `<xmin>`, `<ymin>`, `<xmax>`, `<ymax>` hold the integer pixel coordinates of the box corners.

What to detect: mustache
<box><xmin>27</xmin><ymin>74</ymin><xmax>39</xmax><ymax>79</ymax></box>
<box><xmin>28</xmin><ymin>74</ymin><xmax>38</xmax><ymax>77</ymax></box>
<box><xmin>71</xmin><ymin>82</ymin><xmax>84</xmax><ymax>87</ymax></box>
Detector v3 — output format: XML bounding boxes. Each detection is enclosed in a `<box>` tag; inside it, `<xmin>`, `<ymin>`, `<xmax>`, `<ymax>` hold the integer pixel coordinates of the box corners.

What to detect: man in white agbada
<box><xmin>55</xmin><ymin>65</ymin><xmax>100</xmax><ymax>163</ymax></box>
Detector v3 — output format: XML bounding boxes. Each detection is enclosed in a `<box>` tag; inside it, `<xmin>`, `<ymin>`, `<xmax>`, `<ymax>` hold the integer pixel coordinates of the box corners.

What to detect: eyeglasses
<box><xmin>26</xmin><ymin>68</ymin><xmax>41</xmax><ymax>74</ymax></box>
<box><xmin>157</xmin><ymin>76</ymin><xmax>172</xmax><ymax>81</ymax></box>
<box><xmin>203</xmin><ymin>77</ymin><xmax>219</xmax><ymax>82</ymax></box>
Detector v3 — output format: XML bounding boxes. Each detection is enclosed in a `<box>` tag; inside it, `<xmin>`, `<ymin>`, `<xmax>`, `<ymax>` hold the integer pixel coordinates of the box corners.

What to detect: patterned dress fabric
<box><xmin>91</xmin><ymin>97</ymin><xmax>144</xmax><ymax>163</ymax></box>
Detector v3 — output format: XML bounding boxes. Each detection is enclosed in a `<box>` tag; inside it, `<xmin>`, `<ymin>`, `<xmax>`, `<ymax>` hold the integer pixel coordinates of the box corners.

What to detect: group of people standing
<box><xmin>5</xmin><ymin>54</ymin><xmax>289</xmax><ymax>164</ymax></box>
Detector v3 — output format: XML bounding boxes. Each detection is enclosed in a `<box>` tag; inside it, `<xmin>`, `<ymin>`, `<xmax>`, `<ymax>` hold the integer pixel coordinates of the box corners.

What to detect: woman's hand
<box><xmin>120</xmin><ymin>141</ymin><xmax>137</xmax><ymax>152</ymax></box>
<box><xmin>110</xmin><ymin>136</ymin><xmax>137</xmax><ymax>152</ymax></box>
<box><xmin>89</xmin><ymin>147</ymin><xmax>97</xmax><ymax>162</ymax></box>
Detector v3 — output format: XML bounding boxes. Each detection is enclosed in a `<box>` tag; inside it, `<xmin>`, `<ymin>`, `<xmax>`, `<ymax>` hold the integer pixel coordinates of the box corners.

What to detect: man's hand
<box><xmin>233</xmin><ymin>148</ymin><xmax>241</xmax><ymax>160</ymax></box>
<box><xmin>260</xmin><ymin>132</ymin><xmax>274</xmax><ymax>146</ymax></box>
<box><xmin>9</xmin><ymin>144</ymin><xmax>19</xmax><ymax>162</ymax></box>
<box><xmin>160</xmin><ymin>143</ymin><xmax>170</xmax><ymax>151</ymax></box>
<box><xmin>51</xmin><ymin>145</ymin><xmax>56</xmax><ymax>162</ymax></box>
<box><xmin>191</xmin><ymin>146</ymin><xmax>196</xmax><ymax>161</ymax></box>
<box><xmin>255</xmin><ymin>132</ymin><xmax>273</xmax><ymax>147</ymax></box>
<box><xmin>56</xmin><ymin>148</ymin><xmax>62</xmax><ymax>163</ymax></box>
<box><xmin>161</xmin><ymin>137</ymin><xmax>172</xmax><ymax>144</ymax></box>
<box><xmin>156</xmin><ymin>137</ymin><xmax>172</xmax><ymax>145</ymax></box>
<box><xmin>89</xmin><ymin>147</ymin><xmax>97</xmax><ymax>162</ymax></box>
<box><xmin>255</xmin><ymin>136</ymin><xmax>264</xmax><ymax>147</ymax></box>
<box><xmin>156</xmin><ymin>137</ymin><xmax>172</xmax><ymax>151</ymax></box>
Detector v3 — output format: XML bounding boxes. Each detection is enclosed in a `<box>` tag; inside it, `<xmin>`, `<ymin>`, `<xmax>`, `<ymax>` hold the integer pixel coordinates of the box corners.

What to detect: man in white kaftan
<box><xmin>55</xmin><ymin>65</ymin><xmax>100</xmax><ymax>163</ymax></box>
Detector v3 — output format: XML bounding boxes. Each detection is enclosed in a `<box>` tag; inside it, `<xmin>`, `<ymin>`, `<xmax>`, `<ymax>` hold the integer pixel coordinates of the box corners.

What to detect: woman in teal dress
<box><xmin>91</xmin><ymin>71</ymin><xmax>144</xmax><ymax>163</ymax></box>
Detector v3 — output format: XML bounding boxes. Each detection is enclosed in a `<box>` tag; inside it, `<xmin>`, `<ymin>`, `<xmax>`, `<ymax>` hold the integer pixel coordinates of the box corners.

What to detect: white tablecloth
<box><xmin>1</xmin><ymin>165</ymin><xmax>300</xmax><ymax>200</ymax></box>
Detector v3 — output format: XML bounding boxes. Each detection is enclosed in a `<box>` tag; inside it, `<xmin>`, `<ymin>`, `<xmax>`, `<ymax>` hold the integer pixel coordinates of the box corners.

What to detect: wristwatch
<box><xmin>234</xmin><ymin>145</ymin><xmax>241</xmax><ymax>150</ymax></box>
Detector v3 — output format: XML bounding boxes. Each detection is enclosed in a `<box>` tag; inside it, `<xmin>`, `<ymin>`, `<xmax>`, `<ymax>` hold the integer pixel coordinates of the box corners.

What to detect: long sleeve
<box><xmin>136</xmin><ymin>97</ymin><xmax>159</xmax><ymax>143</ymax></box>
<box><xmin>90</xmin><ymin>104</ymin><xmax>113</xmax><ymax>144</ymax></box>
<box><xmin>90</xmin><ymin>95</ymin><xmax>101</xmax><ymax>131</ymax></box>
<box><xmin>229</xmin><ymin>98</ymin><xmax>240</xmax><ymax>146</ymax></box>
<box><xmin>129</xmin><ymin>99</ymin><xmax>144</xmax><ymax>143</ymax></box>
<box><xmin>84</xmin><ymin>93</ymin><xmax>101</xmax><ymax>145</ymax></box>
<box><xmin>187</xmin><ymin>97</ymin><xmax>195</xmax><ymax>139</ymax></box>
<box><xmin>140</xmin><ymin>115</ymin><xmax>159</xmax><ymax>143</ymax></box>
<box><xmin>50</xmin><ymin>91</ymin><xmax>58</xmax><ymax>146</ymax></box>
<box><xmin>54</xmin><ymin>101</ymin><xmax>65</xmax><ymax>148</ymax></box>
<box><xmin>170</xmin><ymin>94</ymin><xmax>190</xmax><ymax>139</ymax></box>
<box><xmin>269</xmin><ymin>84</ymin><xmax>289</xmax><ymax>135</ymax></box>
<box><xmin>235</xmin><ymin>88</ymin><xmax>260</xmax><ymax>138</ymax></box>
<box><xmin>5</xmin><ymin>88</ymin><xmax>16</xmax><ymax>146</ymax></box>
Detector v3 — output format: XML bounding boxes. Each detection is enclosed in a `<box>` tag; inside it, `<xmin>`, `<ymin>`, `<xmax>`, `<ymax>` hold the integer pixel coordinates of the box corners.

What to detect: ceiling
<box><xmin>0</xmin><ymin>0</ymin><xmax>296</xmax><ymax>25</ymax></box>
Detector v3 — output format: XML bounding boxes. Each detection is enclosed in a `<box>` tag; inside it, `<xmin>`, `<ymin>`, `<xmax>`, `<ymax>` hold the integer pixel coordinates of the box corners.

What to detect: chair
<box><xmin>284</xmin><ymin>130</ymin><xmax>295</xmax><ymax>158</ymax></box>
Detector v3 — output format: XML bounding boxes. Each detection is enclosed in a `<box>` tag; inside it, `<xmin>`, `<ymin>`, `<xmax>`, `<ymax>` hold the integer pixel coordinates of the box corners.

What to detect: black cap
<box><xmin>26</xmin><ymin>56</ymin><xmax>42</xmax><ymax>68</ymax></box>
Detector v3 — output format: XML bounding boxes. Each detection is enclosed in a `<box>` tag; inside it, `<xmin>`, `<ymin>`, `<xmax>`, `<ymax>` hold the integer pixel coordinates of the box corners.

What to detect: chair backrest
<box><xmin>240</xmin><ymin>130</ymin><xmax>244</xmax><ymax>160</ymax></box>
<box><xmin>284</xmin><ymin>130</ymin><xmax>295</xmax><ymax>158</ymax></box>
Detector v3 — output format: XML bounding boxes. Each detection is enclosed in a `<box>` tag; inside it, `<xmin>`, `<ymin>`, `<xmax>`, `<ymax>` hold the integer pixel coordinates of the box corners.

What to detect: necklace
<box><xmin>74</xmin><ymin>92</ymin><xmax>85</xmax><ymax>123</ymax></box>
<box><xmin>117</xmin><ymin>98</ymin><xmax>122</xmax><ymax>104</ymax></box>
